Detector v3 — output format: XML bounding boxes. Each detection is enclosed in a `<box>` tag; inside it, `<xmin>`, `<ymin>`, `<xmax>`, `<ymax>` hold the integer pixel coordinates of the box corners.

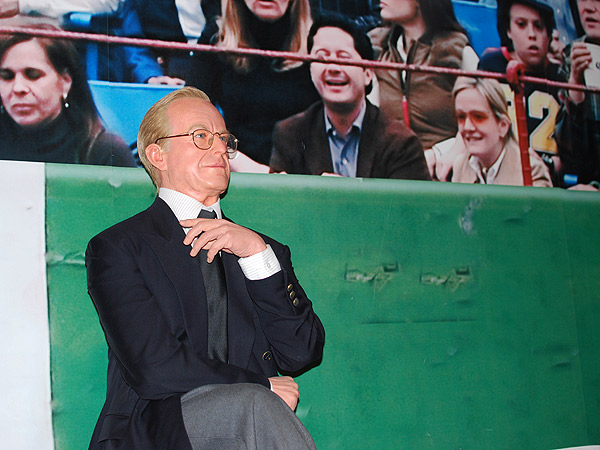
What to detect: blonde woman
<box><xmin>450</xmin><ymin>77</ymin><xmax>552</xmax><ymax>186</ymax></box>
<box><xmin>190</xmin><ymin>0</ymin><xmax>319</xmax><ymax>165</ymax></box>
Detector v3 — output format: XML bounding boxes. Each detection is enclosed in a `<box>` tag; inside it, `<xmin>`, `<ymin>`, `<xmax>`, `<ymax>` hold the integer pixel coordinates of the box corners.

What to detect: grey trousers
<box><xmin>180</xmin><ymin>384</ymin><xmax>317</xmax><ymax>450</ymax></box>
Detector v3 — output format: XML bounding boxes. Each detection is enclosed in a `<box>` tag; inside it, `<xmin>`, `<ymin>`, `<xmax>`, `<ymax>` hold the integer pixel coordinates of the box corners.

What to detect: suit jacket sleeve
<box><xmin>381</xmin><ymin>130</ymin><xmax>431</xmax><ymax>180</ymax></box>
<box><xmin>244</xmin><ymin>236</ymin><xmax>325</xmax><ymax>372</ymax></box>
<box><xmin>270</xmin><ymin>119</ymin><xmax>300</xmax><ymax>174</ymax></box>
<box><xmin>86</xmin><ymin>230</ymin><xmax>270</xmax><ymax>400</ymax></box>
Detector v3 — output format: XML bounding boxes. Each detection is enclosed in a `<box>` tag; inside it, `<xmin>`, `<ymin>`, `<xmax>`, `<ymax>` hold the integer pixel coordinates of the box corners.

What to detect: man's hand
<box><xmin>180</xmin><ymin>218</ymin><xmax>267</xmax><ymax>262</ymax></box>
<box><xmin>320</xmin><ymin>172</ymin><xmax>342</xmax><ymax>177</ymax></box>
<box><xmin>0</xmin><ymin>0</ymin><xmax>19</xmax><ymax>17</ymax></box>
<box><xmin>568</xmin><ymin>183</ymin><xmax>599</xmax><ymax>191</ymax></box>
<box><xmin>269</xmin><ymin>376</ymin><xmax>300</xmax><ymax>411</ymax></box>
<box><xmin>569</xmin><ymin>42</ymin><xmax>592</xmax><ymax>104</ymax></box>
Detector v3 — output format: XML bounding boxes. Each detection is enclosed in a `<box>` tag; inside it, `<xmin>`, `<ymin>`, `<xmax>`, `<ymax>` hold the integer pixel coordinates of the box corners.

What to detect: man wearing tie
<box><xmin>85</xmin><ymin>86</ymin><xmax>325</xmax><ymax>450</ymax></box>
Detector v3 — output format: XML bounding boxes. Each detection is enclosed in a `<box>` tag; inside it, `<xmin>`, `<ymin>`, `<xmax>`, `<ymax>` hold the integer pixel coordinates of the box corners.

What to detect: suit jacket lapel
<box><xmin>141</xmin><ymin>198</ymin><xmax>209</xmax><ymax>357</ymax></box>
<box><xmin>356</xmin><ymin>102</ymin><xmax>378</xmax><ymax>178</ymax></box>
<box><xmin>307</xmin><ymin>104</ymin><xmax>335</xmax><ymax>175</ymax></box>
<box><xmin>494</xmin><ymin>144</ymin><xmax>522</xmax><ymax>185</ymax></box>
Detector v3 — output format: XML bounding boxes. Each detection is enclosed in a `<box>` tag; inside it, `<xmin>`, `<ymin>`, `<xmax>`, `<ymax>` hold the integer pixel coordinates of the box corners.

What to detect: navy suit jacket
<box><xmin>86</xmin><ymin>197</ymin><xmax>325</xmax><ymax>449</ymax></box>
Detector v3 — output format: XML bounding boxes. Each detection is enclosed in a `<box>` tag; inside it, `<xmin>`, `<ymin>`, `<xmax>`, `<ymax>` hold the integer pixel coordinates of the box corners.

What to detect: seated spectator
<box><xmin>309</xmin><ymin>0</ymin><xmax>380</xmax><ymax>32</ymax></box>
<box><xmin>368</xmin><ymin>0</ymin><xmax>478</xmax><ymax>150</ymax></box>
<box><xmin>122</xmin><ymin>0</ymin><xmax>221</xmax><ymax>82</ymax></box>
<box><xmin>0</xmin><ymin>0</ymin><xmax>119</xmax><ymax>18</ymax></box>
<box><xmin>56</xmin><ymin>1</ymin><xmax>185</xmax><ymax>85</ymax></box>
<box><xmin>268</xmin><ymin>13</ymin><xmax>430</xmax><ymax>180</ymax></box>
<box><xmin>556</xmin><ymin>0</ymin><xmax>600</xmax><ymax>190</ymax></box>
<box><xmin>189</xmin><ymin>0</ymin><xmax>320</xmax><ymax>166</ymax></box>
<box><xmin>0</xmin><ymin>24</ymin><xmax>136</xmax><ymax>166</ymax></box>
<box><xmin>451</xmin><ymin>76</ymin><xmax>552</xmax><ymax>186</ymax></box>
<box><xmin>478</xmin><ymin>0</ymin><xmax>564</xmax><ymax>182</ymax></box>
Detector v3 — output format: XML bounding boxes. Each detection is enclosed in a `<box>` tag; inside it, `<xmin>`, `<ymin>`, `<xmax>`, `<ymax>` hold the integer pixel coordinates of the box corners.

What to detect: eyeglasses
<box><xmin>155</xmin><ymin>128</ymin><xmax>238</xmax><ymax>159</ymax></box>
<box><xmin>456</xmin><ymin>110</ymin><xmax>492</xmax><ymax>127</ymax></box>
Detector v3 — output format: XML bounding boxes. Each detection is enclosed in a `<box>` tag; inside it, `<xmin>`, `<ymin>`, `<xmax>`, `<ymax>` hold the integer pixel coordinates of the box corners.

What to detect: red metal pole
<box><xmin>506</xmin><ymin>61</ymin><xmax>533</xmax><ymax>186</ymax></box>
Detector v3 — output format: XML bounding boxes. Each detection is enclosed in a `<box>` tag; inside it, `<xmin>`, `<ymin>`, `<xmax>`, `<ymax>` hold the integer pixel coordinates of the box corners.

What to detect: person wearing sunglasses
<box><xmin>450</xmin><ymin>76</ymin><xmax>552</xmax><ymax>186</ymax></box>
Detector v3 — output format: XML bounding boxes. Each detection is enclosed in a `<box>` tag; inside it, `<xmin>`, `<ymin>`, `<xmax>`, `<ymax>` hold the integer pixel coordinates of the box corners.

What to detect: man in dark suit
<box><xmin>85</xmin><ymin>86</ymin><xmax>325</xmax><ymax>449</ymax></box>
<box><xmin>269</xmin><ymin>14</ymin><xmax>431</xmax><ymax>180</ymax></box>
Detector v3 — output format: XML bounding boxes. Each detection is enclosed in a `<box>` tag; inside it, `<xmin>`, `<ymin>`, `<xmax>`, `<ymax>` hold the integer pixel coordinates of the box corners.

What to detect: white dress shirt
<box><xmin>158</xmin><ymin>188</ymin><xmax>281</xmax><ymax>280</ymax></box>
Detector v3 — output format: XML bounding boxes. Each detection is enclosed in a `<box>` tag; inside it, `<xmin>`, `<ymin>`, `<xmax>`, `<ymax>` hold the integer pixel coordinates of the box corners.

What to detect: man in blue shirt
<box><xmin>270</xmin><ymin>13</ymin><xmax>430</xmax><ymax>180</ymax></box>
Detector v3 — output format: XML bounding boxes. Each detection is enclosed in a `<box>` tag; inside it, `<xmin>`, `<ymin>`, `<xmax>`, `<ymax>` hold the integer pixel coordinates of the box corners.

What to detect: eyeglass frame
<box><xmin>154</xmin><ymin>128</ymin><xmax>239</xmax><ymax>159</ymax></box>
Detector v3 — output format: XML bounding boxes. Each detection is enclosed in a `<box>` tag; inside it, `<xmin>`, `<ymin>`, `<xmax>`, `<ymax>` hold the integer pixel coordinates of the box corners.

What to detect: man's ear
<box><xmin>364</xmin><ymin>68</ymin><xmax>374</xmax><ymax>87</ymax></box>
<box><xmin>146</xmin><ymin>143</ymin><xmax>167</xmax><ymax>171</ymax></box>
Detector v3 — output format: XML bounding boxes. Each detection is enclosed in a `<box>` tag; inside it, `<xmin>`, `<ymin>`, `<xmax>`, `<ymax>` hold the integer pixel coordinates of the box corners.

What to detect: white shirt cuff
<box><xmin>238</xmin><ymin>244</ymin><xmax>281</xmax><ymax>280</ymax></box>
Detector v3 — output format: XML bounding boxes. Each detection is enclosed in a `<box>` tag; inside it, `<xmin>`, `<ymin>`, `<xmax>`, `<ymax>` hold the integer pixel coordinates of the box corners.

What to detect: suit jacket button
<box><xmin>262</xmin><ymin>351</ymin><xmax>273</xmax><ymax>361</ymax></box>
<box><xmin>289</xmin><ymin>290</ymin><xmax>296</xmax><ymax>300</ymax></box>
<box><xmin>292</xmin><ymin>298</ymin><xmax>299</xmax><ymax>307</ymax></box>
<box><xmin>287</xmin><ymin>283</ymin><xmax>294</xmax><ymax>292</ymax></box>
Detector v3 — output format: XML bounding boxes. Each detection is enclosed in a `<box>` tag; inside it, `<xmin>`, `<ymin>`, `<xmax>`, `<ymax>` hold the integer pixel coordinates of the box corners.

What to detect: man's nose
<box><xmin>210</xmin><ymin>136</ymin><xmax>228</xmax><ymax>155</ymax></box>
<box><xmin>325</xmin><ymin>63</ymin><xmax>342</xmax><ymax>74</ymax></box>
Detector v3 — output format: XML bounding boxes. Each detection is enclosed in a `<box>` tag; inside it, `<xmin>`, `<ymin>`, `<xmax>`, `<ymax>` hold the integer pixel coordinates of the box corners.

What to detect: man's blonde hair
<box><xmin>138</xmin><ymin>87</ymin><xmax>211</xmax><ymax>188</ymax></box>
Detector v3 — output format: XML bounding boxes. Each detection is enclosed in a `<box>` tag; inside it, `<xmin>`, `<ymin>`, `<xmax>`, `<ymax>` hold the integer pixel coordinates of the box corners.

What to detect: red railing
<box><xmin>1</xmin><ymin>25</ymin><xmax>597</xmax><ymax>185</ymax></box>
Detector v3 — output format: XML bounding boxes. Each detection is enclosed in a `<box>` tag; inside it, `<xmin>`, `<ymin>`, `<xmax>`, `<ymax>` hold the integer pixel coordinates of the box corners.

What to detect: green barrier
<box><xmin>46</xmin><ymin>164</ymin><xmax>600</xmax><ymax>450</ymax></box>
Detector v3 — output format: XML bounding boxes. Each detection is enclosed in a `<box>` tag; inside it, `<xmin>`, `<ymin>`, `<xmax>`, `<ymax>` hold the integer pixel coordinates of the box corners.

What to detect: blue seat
<box><xmin>452</xmin><ymin>0</ymin><xmax>500</xmax><ymax>56</ymax></box>
<box><xmin>89</xmin><ymin>80</ymin><xmax>179</xmax><ymax>147</ymax></box>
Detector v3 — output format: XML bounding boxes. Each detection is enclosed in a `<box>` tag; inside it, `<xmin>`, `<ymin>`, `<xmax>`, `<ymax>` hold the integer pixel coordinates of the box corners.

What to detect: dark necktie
<box><xmin>197</xmin><ymin>209</ymin><xmax>228</xmax><ymax>362</ymax></box>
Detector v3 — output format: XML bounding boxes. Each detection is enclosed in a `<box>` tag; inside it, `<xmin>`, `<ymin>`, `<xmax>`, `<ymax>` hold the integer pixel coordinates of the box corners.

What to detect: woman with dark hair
<box><xmin>0</xmin><ymin>24</ymin><xmax>135</xmax><ymax>166</ymax></box>
<box><xmin>369</xmin><ymin>0</ymin><xmax>477</xmax><ymax>150</ymax></box>
<box><xmin>189</xmin><ymin>0</ymin><xmax>320</xmax><ymax>165</ymax></box>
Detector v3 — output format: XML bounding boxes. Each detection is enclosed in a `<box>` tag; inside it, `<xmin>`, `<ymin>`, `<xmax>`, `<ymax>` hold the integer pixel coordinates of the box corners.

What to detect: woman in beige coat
<box><xmin>450</xmin><ymin>76</ymin><xmax>552</xmax><ymax>187</ymax></box>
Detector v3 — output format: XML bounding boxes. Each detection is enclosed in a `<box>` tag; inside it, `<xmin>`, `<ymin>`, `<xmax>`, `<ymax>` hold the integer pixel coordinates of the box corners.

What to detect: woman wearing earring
<box><xmin>0</xmin><ymin>24</ymin><xmax>135</xmax><ymax>166</ymax></box>
<box><xmin>450</xmin><ymin>76</ymin><xmax>552</xmax><ymax>186</ymax></box>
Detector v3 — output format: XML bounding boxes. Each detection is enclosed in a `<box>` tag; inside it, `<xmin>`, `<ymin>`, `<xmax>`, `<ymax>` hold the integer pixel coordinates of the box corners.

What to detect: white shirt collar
<box><xmin>158</xmin><ymin>187</ymin><xmax>222</xmax><ymax>221</ymax></box>
<box><xmin>324</xmin><ymin>100</ymin><xmax>367</xmax><ymax>138</ymax></box>
<box><xmin>468</xmin><ymin>147</ymin><xmax>507</xmax><ymax>185</ymax></box>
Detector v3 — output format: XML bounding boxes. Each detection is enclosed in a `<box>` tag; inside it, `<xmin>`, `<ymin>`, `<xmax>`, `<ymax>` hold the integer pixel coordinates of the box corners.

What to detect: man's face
<box><xmin>507</xmin><ymin>3</ymin><xmax>550</xmax><ymax>71</ymax></box>
<box><xmin>157</xmin><ymin>98</ymin><xmax>231</xmax><ymax>205</ymax></box>
<box><xmin>309</xmin><ymin>27</ymin><xmax>373</xmax><ymax>112</ymax></box>
<box><xmin>578</xmin><ymin>0</ymin><xmax>600</xmax><ymax>42</ymax></box>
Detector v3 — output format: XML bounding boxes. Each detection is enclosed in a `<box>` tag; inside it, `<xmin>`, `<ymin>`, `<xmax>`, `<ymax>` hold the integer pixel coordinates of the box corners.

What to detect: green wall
<box><xmin>46</xmin><ymin>164</ymin><xmax>600</xmax><ymax>449</ymax></box>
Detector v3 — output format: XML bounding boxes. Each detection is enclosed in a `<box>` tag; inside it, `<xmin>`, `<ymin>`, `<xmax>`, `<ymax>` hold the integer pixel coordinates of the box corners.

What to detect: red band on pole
<box><xmin>402</xmin><ymin>97</ymin><xmax>410</xmax><ymax>129</ymax></box>
<box><xmin>506</xmin><ymin>61</ymin><xmax>533</xmax><ymax>187</ymax></box>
